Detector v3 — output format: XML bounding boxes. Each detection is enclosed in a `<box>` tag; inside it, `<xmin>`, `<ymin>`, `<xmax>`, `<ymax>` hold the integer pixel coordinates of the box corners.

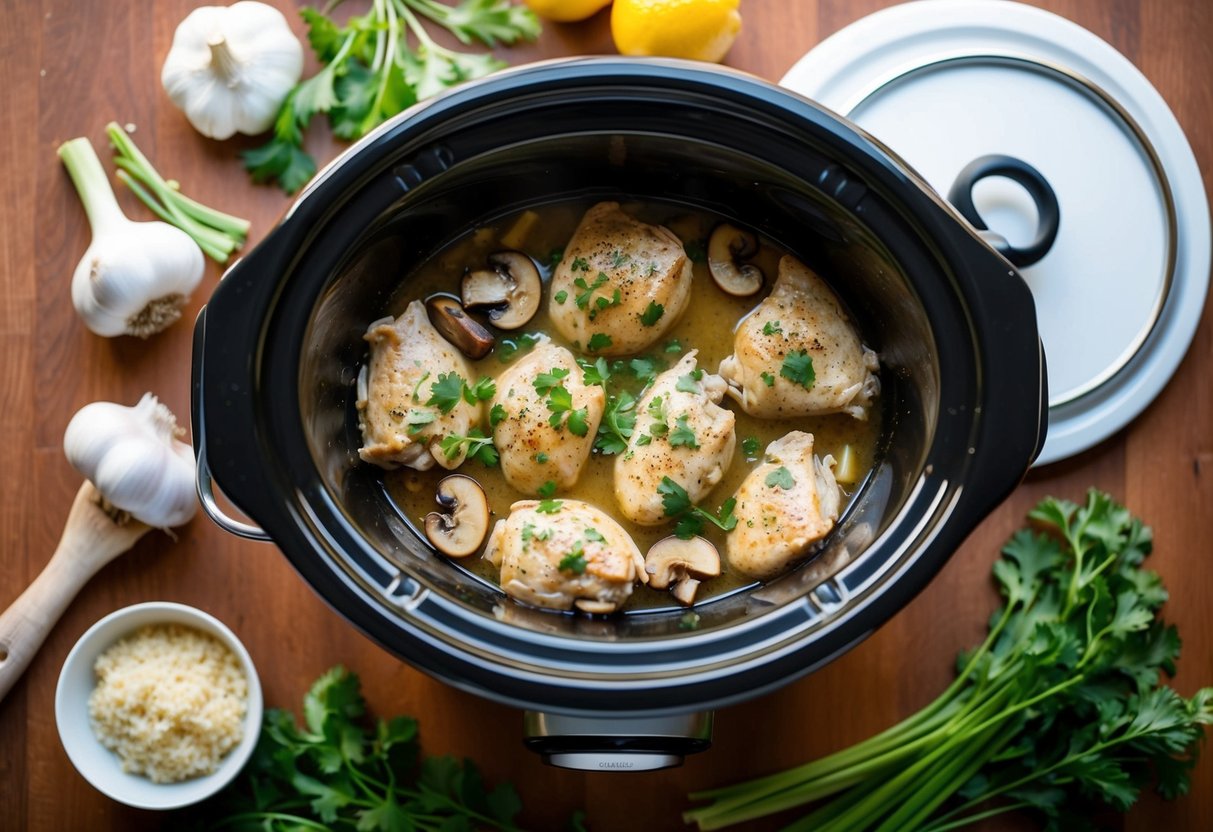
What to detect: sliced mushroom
<box><xmin>426</xmin><ymin>296</ymin><xmax>495</xmax><ymax>359</ymax></box>
<box><xmin>645</xmin><ymin>536</ymin><xmax>721</xmax><ymax>606</ymax></box>
<box><xmin>424</xmin><ymin>475</ymin><xmax>490</xmax><ymax>558</ymax></box>
<box><xmin>461</xmin><ymin>250</ymin><xmax>541</xmax><ymax>330</ymax></box>
<box><xmin>574</xmin><ymin>599</ymin><xmax>618</xmax><ymax>615</ymax></box>
<box><xmin>708</xmin><ymin>223</ymin><xmax>764</xmax><ymax>297</ymax></box>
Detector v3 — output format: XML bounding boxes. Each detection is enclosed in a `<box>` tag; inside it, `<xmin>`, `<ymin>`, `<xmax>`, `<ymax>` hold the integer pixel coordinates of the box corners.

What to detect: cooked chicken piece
<box><xmin>615</xmin><ymin>351</ymin><xmax>736</xmax><ymax>525</ymax></box>
<box><xmin>357</xmin><ymin>300</ymin><xmax>481</xmax><ymax>470</ymax></box>
<box><xmin>727</xmin><ymin>431</ymin><xmax>841</xmax><ymax>579</ymax></box>
<box><xmin>719</xmin><ymin>256</ymin><xmax>879</xmax><ymax>420</ymax></box>
<box><xmin>491</xmin><ymin>340</ymin><xmax>605</xmax><ymax>495</ymax></box>
<box><xmin>483</xmin><ymin>498</ymin><xmax>646</xmax><ymax>613</ymax></box>
<box><xmin>548</xmin><ymin>202</ymin><xmax>692</xmax><ymax>356</ymax></box>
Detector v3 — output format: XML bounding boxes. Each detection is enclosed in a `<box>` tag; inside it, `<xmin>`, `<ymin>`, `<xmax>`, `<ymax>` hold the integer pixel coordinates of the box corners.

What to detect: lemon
<box><xmin>524</xmin><ymin>0</ymin><xmax>612</xmax><ymax>22</ymax></box>
<box><xmin>611</xmin><ymin>0</ymin><xmax>742</xmax><ymax>63</ymax></box>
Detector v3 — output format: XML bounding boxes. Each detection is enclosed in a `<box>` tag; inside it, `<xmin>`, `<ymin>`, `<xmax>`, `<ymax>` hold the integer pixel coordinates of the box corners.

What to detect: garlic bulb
<box><xmin>58</xmin><ymin>137</ymin><xmax>204</xmax><ymax>338</ymax></box>
<box><xmin>162</xmin><ymin>1</ymin><xmax>304</xmax><ymax>140</ymax></box>
<box><xmin>64</xmin><ymin>394</ymin><xmax>198</xmax><ymax>529</ymax></box>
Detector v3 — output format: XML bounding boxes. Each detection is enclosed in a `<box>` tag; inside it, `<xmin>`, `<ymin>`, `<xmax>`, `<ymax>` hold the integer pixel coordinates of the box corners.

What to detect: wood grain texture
<box><xmin>1</xmin><ymin>1</ymin><xmax>1210</xmax><ymax>830</ymax></box>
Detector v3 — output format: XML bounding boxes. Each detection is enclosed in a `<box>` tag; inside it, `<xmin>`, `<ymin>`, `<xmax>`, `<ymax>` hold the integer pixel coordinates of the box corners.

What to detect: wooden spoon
<box><xmin>0</xmin><ymin>481</ymin><xmax>151</xmax><ymax>702</ymax></box>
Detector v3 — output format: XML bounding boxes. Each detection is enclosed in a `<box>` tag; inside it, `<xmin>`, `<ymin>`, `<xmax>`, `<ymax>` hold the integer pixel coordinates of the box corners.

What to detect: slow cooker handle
<box><xmin>947</xmin><ymin>154</ymin><xmax>1060</xmax><ymax>268</ymax></box>
<box><xmin>195</xmin><ymin>434</ymin><xmax>271</xmax><ymax>541</ymax></box>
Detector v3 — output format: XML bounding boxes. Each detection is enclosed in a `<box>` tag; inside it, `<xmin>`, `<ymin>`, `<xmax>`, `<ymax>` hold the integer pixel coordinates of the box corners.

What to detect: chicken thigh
<box><xmin>483</xmin><ymin>498</ymin><xmax>646</xmax><ymax>613</ymax></box>
<box><xmin>615</xmin><ymin>351</ymin><xmax>736</xmax><ymax>525</ymax></box>
<box><xmin>548</xmin><ymin>202</ymin><xmax>692</xmax><ymax>356</ymax></box>
<box><xmin>357</xmin><ymin>300</ymin><xmax>481</xmax><ymax>470</ymax></box>
<box><xmin>719</xmin><ymin>256</ymin><xmax>879</xmax><ymax>420</ymax></box>
<box><xmin>491</xmin><ymin>339</ymin><xmax>605</xmax><ymax>495</ymax></box>
<box><xmin>727</xmin><ymin>431</ymin><xmax>841</xmax><ymax>579</ymax></box>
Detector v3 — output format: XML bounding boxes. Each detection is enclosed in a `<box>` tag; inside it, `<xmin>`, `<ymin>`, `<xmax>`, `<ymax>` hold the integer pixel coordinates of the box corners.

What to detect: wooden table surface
<box><xmin>2</xmin><ymin>1</ymin><xmax>1210</xmax><ymax>829</ymax></box>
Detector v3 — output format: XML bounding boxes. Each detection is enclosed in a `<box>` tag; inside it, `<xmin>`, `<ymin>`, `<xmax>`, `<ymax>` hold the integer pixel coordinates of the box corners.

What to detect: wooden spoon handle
<box><xmin>0</xmin><ymin>482</ymin><xmax>150</xmax><ymax>703</ymax></box>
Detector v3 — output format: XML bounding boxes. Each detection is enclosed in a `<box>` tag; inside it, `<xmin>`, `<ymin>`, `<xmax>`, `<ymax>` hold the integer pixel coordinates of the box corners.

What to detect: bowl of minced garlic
<box><xmin>55</xmin><ymin>602</ymin><xmax>262</xmax><ymax>809</ymax></box>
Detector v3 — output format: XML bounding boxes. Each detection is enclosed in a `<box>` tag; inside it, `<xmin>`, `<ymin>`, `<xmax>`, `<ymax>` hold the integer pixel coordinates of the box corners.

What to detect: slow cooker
<box><xmin>191</xmin><ymin>59</ymin><xmax>1048</xmax><ymax>770</ymax></box>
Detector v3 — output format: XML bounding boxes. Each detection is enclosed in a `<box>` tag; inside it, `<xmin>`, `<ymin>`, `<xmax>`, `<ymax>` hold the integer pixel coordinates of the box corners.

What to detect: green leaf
<box><xmin>765</xmin><ymin>466</ymin><xmax>795</xmax><ymax>490</ymax></box>
<box><xmin>302</xmin><ymin>7</ymin><xmax>344</xmax><ymax>62</ymax></box>
<box><xmin>427</xmin><ymin>372</ymin><xmax>467</xmax><ymax>413</ymax></box>
<box><xmin>536</xmin><ymin>499</ymin><xmax>563</xmax><ymax>514</ymax></box>
<box><xmin>587</xmin><ymin>333</ymin><xmax>612</xmax><ymax>353</ymax></box>
<box><xmin>741</xmin><ymin>436</ymin><xmax>760</xmax><ymax>457</ymax></box>
<box><xmin>418</xmin><ymin>0</ymin><xmax>541</xmax><ymax>47</ymax></box>
<box><xmin>303</xmin><ymin>666</ymin><xmax>365</xmax><ymax>738</ymax></box>
<box><xmin>675</xmin><ymin>370</ymin><xmax>703</xmax><ymax>393</ymax></box>
<box><xmin>669</xmin><ymin>415</ymin><xmax>699</xmax><ymax>449</ymax></box>
<box><xmin>558</xmin><ymin>548</ymin><xmax>587</xmax><ymax>574</ymax></box>
<box><xmin>762</xmin><ymin>320</ymin><xmax>783</xmax><ymax>335</ymax></box>
<box><xmin>780</xmin><ymin>349</ymin><xmax>816</xmax><ymax>388</ymax></box>
<box><xmin>489</xmin><ymin>403</ymin><xmax>508</xmax><ymax>428</ymax></box>
<box><xmin>242</xmin><ymin>136</ymin><xmax>316</xmax><ymax>195</ymax></box>
<box><xmin>533</xmin><ymin>367</ymin><xmax>570</xmax><ymax>394</ymax></box>
<box><xmin>567</xmin><ymin>408</ymin><xmax>590</xmax><ymax>437</ymax></box>
<box><xmin>356</xmin><ymin>794</ymin><xmax>412</xmax><ymax>832</ymax></box>
<box><xmin>640</xmin><ymin>301</ymin><xmax>665</xmax><ymax>326</ymax></box>
<box><xmin>760</xmin><ymin>371</ymin><xmax>775</xmax><ymax>387</ymax></box>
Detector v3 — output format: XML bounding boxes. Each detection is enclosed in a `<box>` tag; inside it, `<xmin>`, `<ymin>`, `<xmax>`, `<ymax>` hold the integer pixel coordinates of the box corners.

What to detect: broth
<box><xmin>380</xmin><ymin>199</ymin><xmax>881</xmax><ymax>612</ymax></box>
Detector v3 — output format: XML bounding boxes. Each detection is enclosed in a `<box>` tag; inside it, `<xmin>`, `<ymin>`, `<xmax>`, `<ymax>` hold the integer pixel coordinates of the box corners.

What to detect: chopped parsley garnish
<box><xmin>553</xmin><ymin>289</ymin><xmax>568</xmax><ymax>305</ymax></box>
<box><xmin>584</xmin><ymin>527</ymin><xmax>606</xmax><ymax>543</ymax></box>
<box><xmin>780</xmin><ymin>350</ymin><xmax>816</xmax><ymax>389</ymax></box>
<box><xmin>588</xmin><ymin>287</ymin><xmax>622</xmax><ymax>320</ymax></box>
<box><xmin>675</xmin><ymin>369</ymin><xmax>704</xmax><ymax>393</ymax></box>
<box><xmin>658</xmin><ymin>477</ymin><xmax>737</xmax><ymax>539</ymax></box>
<box><xmin>577</xmin><ymin>356</ymin><xmax>611</xmax><ymax>387</ymax></box>
<box><xmin>684</xmin><ymin>239</ymin><xmax>707</xmax><ymax>263</ymax></box>
<box><xmin>669</xmin><ymin>415</ymin><xmax>699</xmax><ymax>449</ymax></box>
<box><xmin>679</xmin><ymin>611</ymin><xmax>701</xmax><ymax>631</ymax></box>
<box><xmin>647</xmin><ymin>394</ymin><xmax>666</xmax><ymax>421</ymax></box>
<box><xmin>636</xmin><ymin>434</ymin><xmax>652</xmax><ymax>446</ymax></box>
<box><xmin>570</xmin><ymin>255</ymin><xmax>589</xmax><ymax>272</ymax></box>
<box><xmin>533</xmin><ymin>367</ymin><xmax>570</xmax><ymax>394</ymax></box>
<box><xmin>640</xmin><ymin>301</ymin><xmax>665</xmax><ymax>327</ymax></box>
<box><xmin>535</xmin><ymin>498</ymin><xmax>563</xmax><ymax>513</ymax></box>
<box><xmin>587</xmin><ymin>333</ymin><xmax>613</xmax><ymax>353</ymax></box>
<box><xmin>543</xmin><ymin>383</ymin><xmax>589</xmax><ymax>436</ymax></box>
<box><xmin>665</xmin><ymin>339</ymin><xmax>683</xmax><ymax>353</ymax></box>
<box><xmin>558</xmin><ymin>547</ymin><xmax>587</xmax><ymax>574</ymax></box>
<box><xmin>741</xmin><ymin>436</ymin><xmax>761</xmax><ymax>457</ymax></box>
<box><xmin>489</xmin><ymin>403</ymin><xmax>508</xmax><ymax>428</ymax></box>
<box><xmin>574</xmin><ymin>271</ymin><xmax>608</xmax><ymax>310</ymax></box>
<box><xmin>405</xmin><ymin>409</ymin><xmax>436</xmax><ymax>435</ymax></box>
<box><xmin>765</xmin><ymin>466</ymin><xmax>796</xmax><ymax>490</ymax></box>
<box><xmin>426</xmin><ymin>372</ymin><xmax>466</xmax><ymax>414</ymax></box>
<box><xmin>438</xmin><ymin>429</ymin><xmax>497</xmax><ymax>466</ymax></box>
<box><xmin>761</xmin><ymin>371</ymin><xmax>776</xmax><ymax>388</ymax></box>
<box><xmin>410</xmin><ymin>371</ymin><xmax>431</xmax><ymax>403</ymax></box>
<box><xmin>547</xmin><ymin>247</ymin><xmax>564</xmax><ymax>268</ymax></box>
<box><xmin>537</xmin><ymin>480</ymin><xmax>557</xmax><ymax>497</ymax></box>
<box><xmin>629</xmin><ymin>356</ymin><xmax>661</xmax><ymax>384</ymax></box>
<box><xmin>762</xmin><ymin>320</ymin><xmax>783</xmax><ymax>336</ymax></box>
<box><xmin>521</xmin><ymin>522</ymin><xmax>536</xmax><ymax>544</ymax></box>
<box><xmin>610</xmin><ymin>249</ymin><xmax>628</xmax><ymax>267</ymax></box>
<box><xmin>534</xmin><ymin>452</ymin><xmax>549</xmax><ymax>463</ymax></box>
<box><xmin>496</xmin><ymin>332</ymin><xmax>542</xmax><ymax>363</ymax></box>
<box><xmin>462</xmin><ymin>376</ymin><xmax>496</xmax><ymax>404</ymax></box>
<box><xmin>594</xmin><ymin>390</ymin><xmax>637</xmax><ymax>455</ymax></box>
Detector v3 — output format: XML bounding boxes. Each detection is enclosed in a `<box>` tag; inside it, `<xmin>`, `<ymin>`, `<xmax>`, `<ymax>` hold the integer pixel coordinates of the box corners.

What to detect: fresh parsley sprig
<box><xmin>244</xmin><ymin>1</ymin><xmax>540</xmax><ymax>193</ymax></box>
<box><xmin>190</xmin><ymin>667</ymin><xmax>529</xmax><ymax>831</ymax></box>
<box><xmin>685</xmin><ymin>491</ymin><xmax>1213</xmax><ymax>831</ymax></box>
<box><xmin>659</xmin><ymin>477</ymin><xmax>737</xmax><ymax>539</ymax></box>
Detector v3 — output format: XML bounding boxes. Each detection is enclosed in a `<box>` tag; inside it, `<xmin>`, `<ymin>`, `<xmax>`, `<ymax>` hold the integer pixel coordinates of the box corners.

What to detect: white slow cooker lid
<box><xmin>780</xmin><ymin>0</ymin><xmax>1210</xmax><ymax>466</ymax></box>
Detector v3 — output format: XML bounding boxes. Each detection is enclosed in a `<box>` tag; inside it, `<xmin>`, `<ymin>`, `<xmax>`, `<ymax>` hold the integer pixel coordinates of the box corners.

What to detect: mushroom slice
<box><xmin>708</xmin><ymin>223</ymin><xmax>764</xmax><ymax>297</ymax></box>
<box><xmin>645</xmin><ymin>536</ymin><xmax>722</xmax><ymax>606</ymax></box>
<box><xmin>424</xmin><ymin>475</ymin><xmax>490</xmax><ymax>557</ymax></box>
<box><xmin>574</xmin><ymin>599</ymin><xmax>619</xmax><ymax>615</ymax></box>
<box><xmin>461</xmin><ymin>250</ymin><xmax>541</xmax><ymax>330</ymax></box>
<box><xmin>426</xmin><ymin>296</ymin><xmax>495</xmax><ymax>359</ymax></box>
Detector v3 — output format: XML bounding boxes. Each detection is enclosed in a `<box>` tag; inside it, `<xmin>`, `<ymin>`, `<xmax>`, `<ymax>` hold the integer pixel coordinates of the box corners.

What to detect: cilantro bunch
<box><xmin>245</xmin><ymin>0</ymin><xmax>539</xmax><ymax>193</ymax></box>
<box><xmin>685</xmin><ymin>491</ymin><xmax>1213</xmax><ymax>831</ymax></box>
<box><xmin>191</xmin><ymin>667</ymin><xmax>527</xmax><ymax>831</ymax></box>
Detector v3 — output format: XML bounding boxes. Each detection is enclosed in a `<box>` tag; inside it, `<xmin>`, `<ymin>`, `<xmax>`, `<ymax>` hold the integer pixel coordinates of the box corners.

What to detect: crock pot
<box><xmin>191</xmin><ymin>58</ymin><xmax>1048</xmax><ymax>770</ymax></box>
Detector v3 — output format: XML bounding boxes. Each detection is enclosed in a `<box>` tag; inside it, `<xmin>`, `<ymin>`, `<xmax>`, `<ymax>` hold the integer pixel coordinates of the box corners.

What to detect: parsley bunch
<box><xmin>245</xmin><ymin>0</ymin><xmax>539</xmax><ymax>193</ymax></box>
<box><xmin>685</xmin><ymin>491</ymin><xmax>1213</xmax><ymax>831</ymax></box>
<box><xmin>190</xmin><ymin>667</ymin><xmax>527</xmax><ymax>831</ymax></box>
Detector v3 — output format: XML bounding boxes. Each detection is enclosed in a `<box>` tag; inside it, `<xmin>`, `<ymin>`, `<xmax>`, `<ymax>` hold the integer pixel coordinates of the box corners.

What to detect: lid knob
<box><xmin>947</xmin><ymin>154</ymin><xmax>1061</xmax><ymax>267</ymax></box>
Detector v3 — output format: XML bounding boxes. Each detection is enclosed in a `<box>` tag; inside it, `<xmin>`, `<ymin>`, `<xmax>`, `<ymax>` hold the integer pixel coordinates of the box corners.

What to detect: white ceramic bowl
<box><xmin>55</xmin><ymin>601</ymin><xmax>263</xmax><ymax>810</ymax></box>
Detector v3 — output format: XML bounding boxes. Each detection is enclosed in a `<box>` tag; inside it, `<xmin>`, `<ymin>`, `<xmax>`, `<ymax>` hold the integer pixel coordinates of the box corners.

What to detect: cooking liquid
<box><xmin>383</xmin><ymin>200</ymin><xmax>881</xmax><ymax>612</ymax></box>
